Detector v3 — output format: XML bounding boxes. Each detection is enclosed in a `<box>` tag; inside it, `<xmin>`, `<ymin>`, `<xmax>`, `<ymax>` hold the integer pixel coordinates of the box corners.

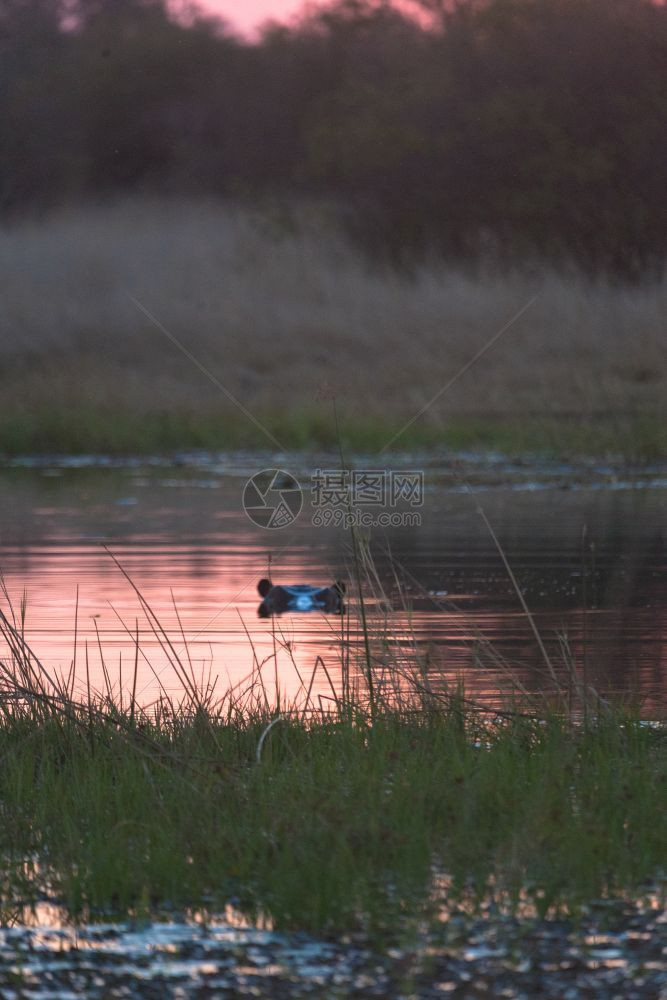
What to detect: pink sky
<box><xmin>205</xmin><ymin>0</ymin><xmax>313</xmax><ymax>35</ymax></box>
<box><xmin>199</xmin><ymin>1</ymin><xmax>424</xmax><ymax>38</ymax></box>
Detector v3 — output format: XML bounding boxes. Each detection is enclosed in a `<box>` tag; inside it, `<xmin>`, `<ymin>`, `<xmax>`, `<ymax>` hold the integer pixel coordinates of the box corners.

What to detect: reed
<box><xmin>1</xmin><ymin>199</ymin><xmax>665</xmax><ymax>458</ymax></box>
<box><xmin>0</xmin><ymin>557</ymin><xmax>664</xmax><ymax>936</ymax></box>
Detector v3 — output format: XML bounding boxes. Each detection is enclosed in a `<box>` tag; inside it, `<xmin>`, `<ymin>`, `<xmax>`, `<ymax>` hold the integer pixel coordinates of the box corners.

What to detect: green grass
<box><xmin>0</xmin><ymin>404</ymin><xmax>665</xmax><ymax>460</ymax></box>
<box><xmin>2</xmin><ymin>199</ymin><xmax>666</xmax><ymax>466</ymax></box>
<box><xmin>0</xmin><ymin>701</ymin><xmax>664</xmax><ymax>935</ymax></box>
<box><xmin>0</xmin><ymin>546</ymin><xmax>664</xmax><ymax>938</ymax></box>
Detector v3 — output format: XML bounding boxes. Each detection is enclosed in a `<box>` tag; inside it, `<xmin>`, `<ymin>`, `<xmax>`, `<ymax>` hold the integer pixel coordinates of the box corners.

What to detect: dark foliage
<box><xmin>1</xmin><ymin>0</ymin><xmax>665</xmax><ymax>275</ymax></box>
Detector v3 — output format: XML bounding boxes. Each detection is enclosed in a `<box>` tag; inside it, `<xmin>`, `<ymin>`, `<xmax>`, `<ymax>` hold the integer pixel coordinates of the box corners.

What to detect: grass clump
<box><xmin>0</xmin><ymin>614</ymin><xmax>664</xmax><ymax>936</ymax></box>
<box><xmin>0</xmin><ymin>702</ymin><xmax>664</xmax><ymax>935</ymax></box>
<box><xmin>0</xmin><ymin>549</ymin><xmax>664</xmax><ymax>936</ymax></box>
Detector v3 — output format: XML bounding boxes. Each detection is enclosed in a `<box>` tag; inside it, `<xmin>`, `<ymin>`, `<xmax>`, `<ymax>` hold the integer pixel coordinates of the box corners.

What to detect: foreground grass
<box><xmin>0</xmin><ymin>404</ymin><xmax>666</xmax><ymax>460</ymax></box>
<box><xmin>0</xmin><ymin>542</ymin><xmax>664</xmax><ymax>937</ymax></box>
<box><xmin>0</xmin><ymin>702</ymin><xmax>664</xmax><ymax>934</ymax></box>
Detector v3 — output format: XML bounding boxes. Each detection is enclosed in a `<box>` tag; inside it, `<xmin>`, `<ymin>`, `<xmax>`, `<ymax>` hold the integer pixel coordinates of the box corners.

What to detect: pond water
<box><xmin>0</xmin><ymin>452</ymin><xmax>665</xmax><ymax>714</ymax></box>
<box><xmin>2</xmin><ymin>894</ymin><xmax>665</xmax><ymax>998</ymax></box>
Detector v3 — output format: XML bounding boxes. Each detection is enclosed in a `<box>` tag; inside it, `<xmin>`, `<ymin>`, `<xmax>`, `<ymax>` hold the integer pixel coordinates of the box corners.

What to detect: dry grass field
<box><xmin>1</xmin><ymin>199</ymin><xmax>665</xmax><ymax>455</ymax></box>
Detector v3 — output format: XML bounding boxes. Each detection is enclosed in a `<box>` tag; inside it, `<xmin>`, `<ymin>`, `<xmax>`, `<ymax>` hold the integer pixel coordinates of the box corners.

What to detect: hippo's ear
<box><xmin>333</xmin><ymin>580</ymin><xmax>346</xmax><ymax>596</ymax></box>
<box><xmin>258</xmin><ymin>578</ymin><xmax>272</xmax><ymax>597</ymax></box>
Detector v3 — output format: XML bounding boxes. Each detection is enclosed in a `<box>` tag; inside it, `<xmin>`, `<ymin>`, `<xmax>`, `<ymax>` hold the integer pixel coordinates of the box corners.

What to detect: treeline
<box><xmin>1</xmin><ymin>0</ymin><xmax>666</xmax><ymax>276</ymax></box>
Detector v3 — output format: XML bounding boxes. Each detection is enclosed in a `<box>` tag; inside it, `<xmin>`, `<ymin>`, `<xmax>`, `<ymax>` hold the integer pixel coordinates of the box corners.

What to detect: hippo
<box><xmin>257</xmin><ymin>578</ymin><xmax>346</xmax><ymax>617</ymax></box>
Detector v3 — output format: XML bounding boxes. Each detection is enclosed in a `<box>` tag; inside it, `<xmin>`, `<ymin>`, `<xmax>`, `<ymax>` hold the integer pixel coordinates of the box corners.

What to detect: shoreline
<box><xmin>0</xmin><ymin>410</ymin><xmax>665</xmax><ymax>464</ymax></box>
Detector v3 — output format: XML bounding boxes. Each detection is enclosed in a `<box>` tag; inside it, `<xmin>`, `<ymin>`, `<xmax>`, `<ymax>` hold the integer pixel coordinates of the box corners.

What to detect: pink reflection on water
<box><xmin>0</xmin><ymin>536</ymin><xmax>666</xmax><ymax>713</ymax></box>
<box><xmin>1</xmin><ymin>467</ymin><xmax>666</xmax><ymax>715</ymax></box>
<box><xmin>0</xmin><ymin>539</ymin><xmax>352</xmax><ymax>707</ymax></box>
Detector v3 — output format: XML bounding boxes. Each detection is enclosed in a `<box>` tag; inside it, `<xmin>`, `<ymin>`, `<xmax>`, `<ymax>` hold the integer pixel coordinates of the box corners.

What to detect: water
<box><xmin>0</xmin><ymin>452</ymin><xmax>665</xmax><ymax>713</ymax></box>
<box><xmin>4</xmin><ymin>894</ymin><xmax>665</xmax><ymax>998</ymax></box>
